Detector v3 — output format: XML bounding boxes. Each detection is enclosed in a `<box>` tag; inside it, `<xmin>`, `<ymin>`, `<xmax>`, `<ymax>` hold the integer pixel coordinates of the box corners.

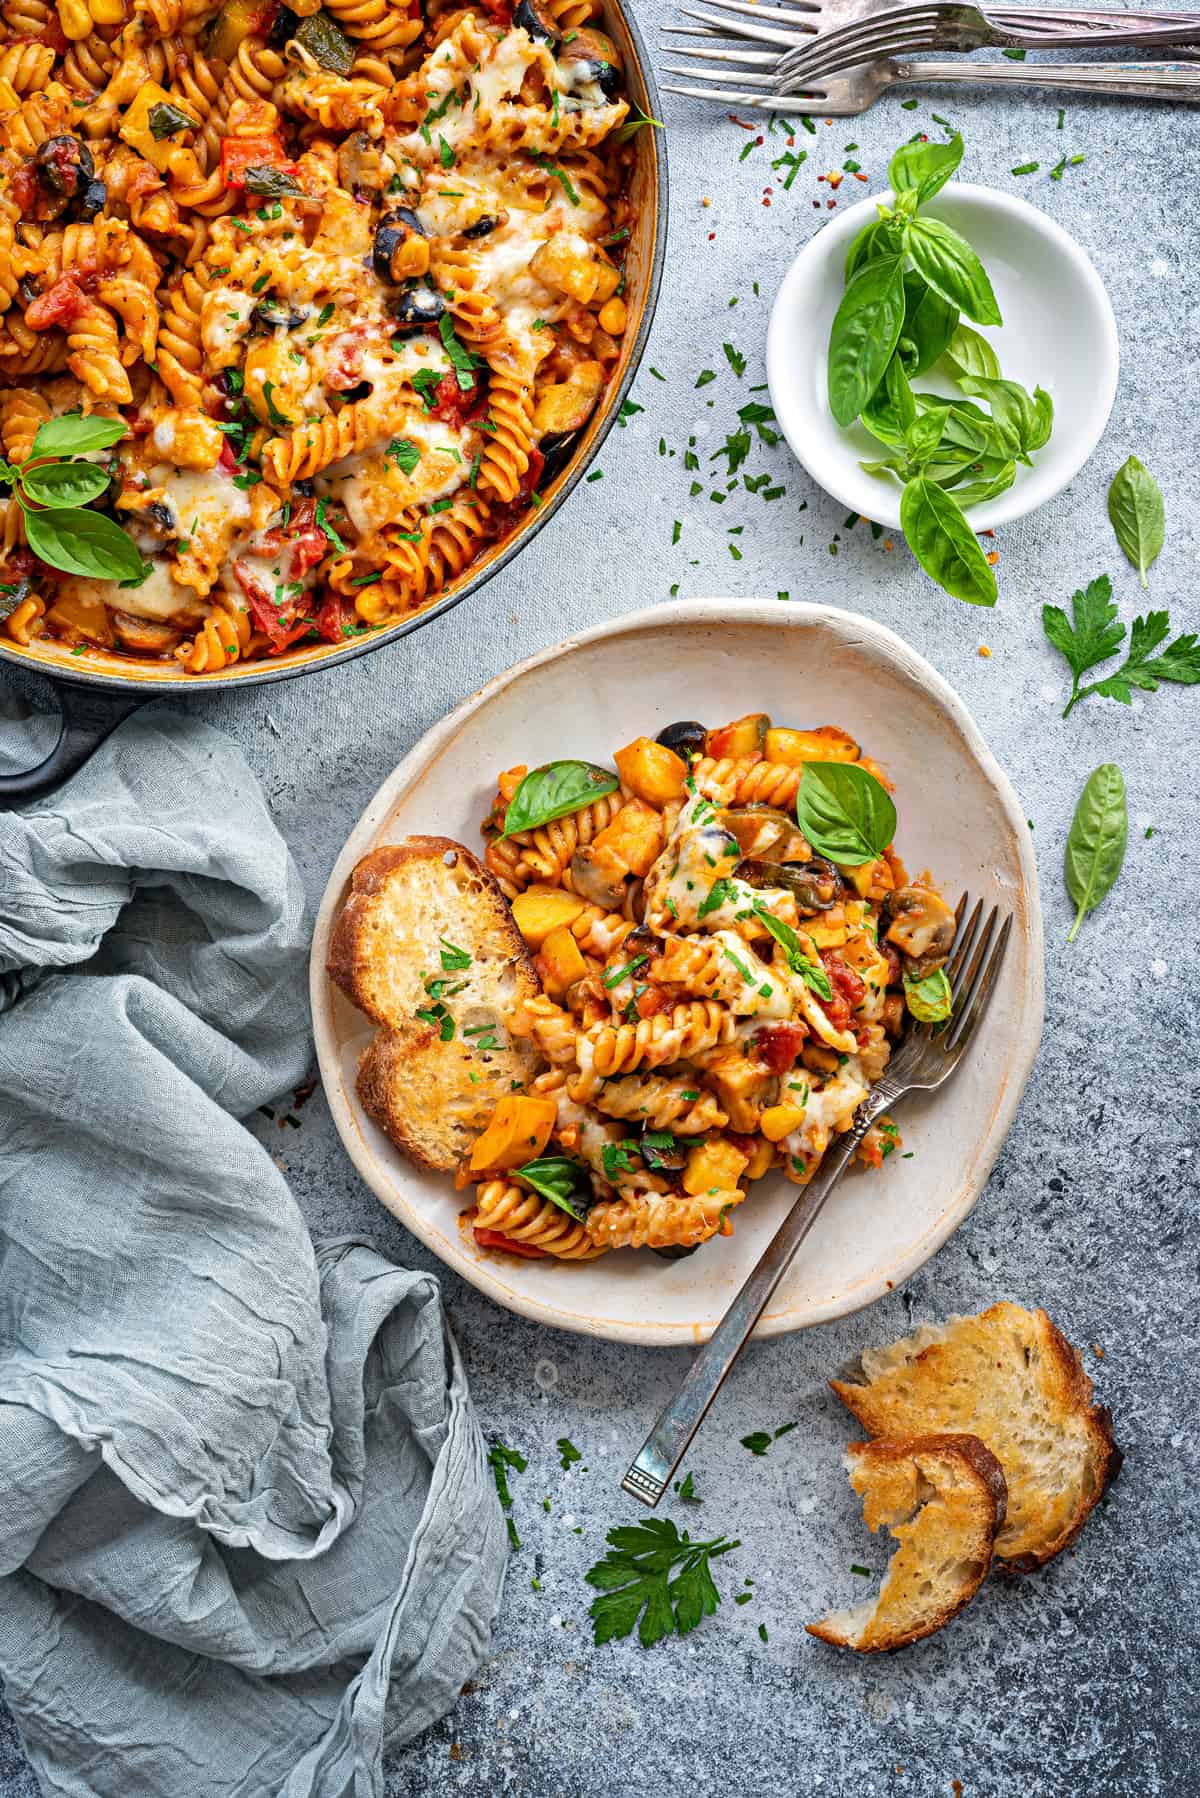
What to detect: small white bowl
<box><xmin>766</xmin><ymin>183</ymin><xmax>1119</xmax><ymax>533</ymax></box>
<box><xmin>311</xmin><ymin>600</ymin><xmax>1044</xmax><ymax>1347</ymax></box>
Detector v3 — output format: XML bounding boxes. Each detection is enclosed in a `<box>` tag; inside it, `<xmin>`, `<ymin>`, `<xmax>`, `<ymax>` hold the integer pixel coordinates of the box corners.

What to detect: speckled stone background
<box><xmin>1</xmin><ymin>17</ymin><xmax>1198</xmax><ymax>1795</ymax></box>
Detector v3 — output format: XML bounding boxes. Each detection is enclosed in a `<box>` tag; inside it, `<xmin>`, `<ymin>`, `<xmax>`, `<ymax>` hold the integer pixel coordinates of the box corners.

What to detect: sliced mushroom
<box><xmin>110</xmin><ymin>610</ymin><xmax>185</xmax><ymax>655</ymax></box>
<box><xmin>338</xmin><ymin>130</ymin><xmax>385</xmax><ymax>196</ymax></box>
<box><xmin>569</xmin><ymin>843</ymin><xmax>628</xmax><ymax>910</ymax></box>
<box><xmin>723</xmin><ymin>806</ymin><xmax>810</xmax><ymax>862</ymax></box>
<box><xmin>557</xmin><ymin>26</ymin><xmax>621</xmax><ymax>100</ymax></box>
<box><xmin>884</xmin><ymin>885</ymin><xmax>956</xmax><ymax>971</ymax></box>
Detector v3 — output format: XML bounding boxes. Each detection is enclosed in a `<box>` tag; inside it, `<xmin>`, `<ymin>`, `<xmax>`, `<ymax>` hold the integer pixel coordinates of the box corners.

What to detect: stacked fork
<box><xmin>662</xmin><ymin>0</ymin><xmax>1200</xmax><ymax>116</ymax></box>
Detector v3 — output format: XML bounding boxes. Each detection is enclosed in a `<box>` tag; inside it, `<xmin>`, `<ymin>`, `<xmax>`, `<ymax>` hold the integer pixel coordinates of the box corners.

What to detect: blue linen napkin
<box><xmin>0</xmin><ymin>708</ymin><xmax>506</xmax><ymax>1797</ymax></box>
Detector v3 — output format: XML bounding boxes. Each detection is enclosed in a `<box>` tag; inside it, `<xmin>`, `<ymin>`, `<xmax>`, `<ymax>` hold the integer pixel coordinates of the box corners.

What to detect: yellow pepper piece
<box><xmin>760</xmin><ymin>1103</ymin><xmax>806</xmax><ymax>1143</ymax></box>
<box><xmin>469</xmin><ymin>1095</ymin><xmax>558</xmax><ymax>1174</ymax></box>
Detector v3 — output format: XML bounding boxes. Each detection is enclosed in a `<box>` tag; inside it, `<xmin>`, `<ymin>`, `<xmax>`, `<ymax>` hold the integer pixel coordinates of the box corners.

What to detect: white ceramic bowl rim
<box><xmin>766</xmin><ymin>182</ymin><xmax>1120</xmax><ymax>534</ymax></box>
<box><xmin>310</xmin><ymin>599</ymin><xmax>1045</xmax><ymax>1346</ymax></box>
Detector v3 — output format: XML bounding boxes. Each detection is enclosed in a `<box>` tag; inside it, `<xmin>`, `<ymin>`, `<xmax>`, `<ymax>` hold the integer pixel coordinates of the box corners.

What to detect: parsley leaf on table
<box><xmin>584</xmin><ymin>1518</ymin><xmax>739</xmax><ymax>1647</ymax></box>
<box><xmin>1043</xmin><ymin>574</ymin><xmax>1200</xmax><ymax>717</ymax></box>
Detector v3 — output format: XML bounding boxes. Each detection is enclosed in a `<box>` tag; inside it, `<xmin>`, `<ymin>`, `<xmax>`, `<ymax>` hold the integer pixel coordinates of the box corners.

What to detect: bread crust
<box><xmin>831</xmin><ymin>1303</ymin><xmax>1120</xmax><ymax>1572</ymax></box>
<box><xmin>327</xmin><ymin>836</ymin><xmax>540</xmax><ymax>1172</ymax></box>
<box><xmin>806</xmin><ymin>1432</ymin><xmax>1007</xmax><ymax>1654</ymax></box>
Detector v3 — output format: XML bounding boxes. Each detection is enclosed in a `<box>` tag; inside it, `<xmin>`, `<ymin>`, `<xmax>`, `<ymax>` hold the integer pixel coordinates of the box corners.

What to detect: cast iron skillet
<box><xmin>0</xmin><ymin>8</ymin><xmax>666</xmax><ymax>809</ymax></box>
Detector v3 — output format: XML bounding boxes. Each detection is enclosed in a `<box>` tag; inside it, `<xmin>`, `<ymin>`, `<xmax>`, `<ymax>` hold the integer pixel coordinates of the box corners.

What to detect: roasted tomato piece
<box><xmin>818</xmin><ymin>954</ymin><xmax>866</xmax><ymax>1032</ymax></box>
<box><xmin>253</xmin><ymin>499</ymin><xmax>330</xmax><ymax>576</ymax></box>
<box><xmin>233</xmin><ymin>558</ymin><xmax>305</xmax><ymax>651</ymax></box>
<box><xmin>473</xmin><ymin>1226</ymin><xmax>548</xmax><ymax>1258</ymax></box>
<box><xmin>24</xmin><ymin>274</ymin><xmax>87</xmax><ymax>329</ymax></box>
<box><xmin>430</xmin><ymin>367</ymin><xmax>489</xmax><ymax>428</ymax></box>
<box><xmin>220</xmin><ymin>135</ymin><xmax>294</xmax><ymax>189</ymax></box>
<box><xmin>312</xmin><ymin>592</ymin><xmax>351</xmax><ymax>643</ymax></box>
<box><xmin>755</xmin><ymin>1020</ymin><xmax>806</xmax><ymax>1074</ymax></box>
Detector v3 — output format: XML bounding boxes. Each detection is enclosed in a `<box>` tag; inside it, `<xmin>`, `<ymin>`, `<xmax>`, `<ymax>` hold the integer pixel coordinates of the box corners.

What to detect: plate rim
<box><xmin>310</xmin><ymin>599</ymin><xmax>1045</xmax><ymax>1345</ymax></box>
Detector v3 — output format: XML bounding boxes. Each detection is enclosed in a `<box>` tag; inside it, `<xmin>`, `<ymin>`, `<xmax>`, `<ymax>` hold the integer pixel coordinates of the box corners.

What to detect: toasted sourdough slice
<box><xmin>807</xmin><ymin>1433</ymin><xmax>1007</xmax><ymax>1653</ymax></box>
<box><xmin>328</xmin><ymin>837</ymin><xmax>540</xmax><ymax>1171</ymax></box>
<box><xmin>831</xmin><ymin>1303</ymin><xmax>1121</xmax><ymax>1571</ymax></box>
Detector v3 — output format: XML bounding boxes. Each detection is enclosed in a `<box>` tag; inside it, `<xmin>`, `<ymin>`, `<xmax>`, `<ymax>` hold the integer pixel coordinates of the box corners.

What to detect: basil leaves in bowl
<box><xmin>766</xmin><ymin>150</ymin><xmax>1118</xmax><ymax>602</ymax></box>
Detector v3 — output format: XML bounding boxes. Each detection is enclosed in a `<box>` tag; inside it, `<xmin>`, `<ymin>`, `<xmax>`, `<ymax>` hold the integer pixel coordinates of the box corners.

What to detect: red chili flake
<box><xmin>981</xmin><ymin>528</ymin><xmax>996</xmax><ymax>538</ymax></box>
<box><xmin>853</xmin><ymin>171</ymin><xmax>868</xmax><ymax>182</ymax></box>
<box><xmin>708</xmin><ymin>230</ymin><xmax>716</xmax><ymax>240</ymax></box>
<box><xmin>787</xmin><ymin>135</ymin><xmax>795</xmax><ymax>146</ymax></box>
<box><xmin>826</xmin><ymin>198</ymin><xmax>836</xmax><ymax>208</ymax></box>
<box><xmin>727</xmin><ymin>113</ymin><xmax>757</xmax><ymax>130</ymax></box>
<box><xmin>762</xmin><ymin>197</ymin><xmax>771</xmax><ymax>206</ymax></box>
<box><xmin>754</xmin><ymin>134</ymin><xmax>764</xmax><ymax>145</ymax></box>
<box><xmin>817</xmin><ymin>173</ymin><xmax>825</xmax><ymax>182</ymax></box>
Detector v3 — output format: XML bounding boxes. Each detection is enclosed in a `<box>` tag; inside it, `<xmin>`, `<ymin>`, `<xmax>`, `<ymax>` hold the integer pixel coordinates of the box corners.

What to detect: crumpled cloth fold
<box><xmin>0</xmin><ymin>709</ymin><xmax>505</xmax><ymax>1797</ymax></box>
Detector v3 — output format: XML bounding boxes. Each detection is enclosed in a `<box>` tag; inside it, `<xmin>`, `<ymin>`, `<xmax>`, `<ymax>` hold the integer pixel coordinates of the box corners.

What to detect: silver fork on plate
<box><xmin>661</xmin><ymin>51</ymin><xmax>1200</xmax><ymax>111</ymax></box>
<box><xmin>620</xmin><ymin>894</ymin><xmax>1012</xmax><ymax>1509</ymax></box>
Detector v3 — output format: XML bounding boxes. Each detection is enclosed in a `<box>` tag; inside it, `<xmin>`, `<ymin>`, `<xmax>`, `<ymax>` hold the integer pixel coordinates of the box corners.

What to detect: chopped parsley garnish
<box><xmin>722</xmin><ymin>343</ymin><xmax>746</xmax><ymax>378</ymax></box>
<box><xmin>585</xmin><ymin>1517</ymin><xmax>740</xmax><ymax>1648</ymax></box>
<box><xmin>557</xmin><ymin>1437</ymin><xmax>582</xmax><ymax>1469</ymax></box>
<box><xmin>439</xmin><ymin>938</ymin><xmax>472</xmax><ymax>970</ymax></box>
<box><xmin>438</xmin><ymin>313</ymin><xmax>479</xmax><ymax>390</ymax></box>
<box><xmin>603</xmin><ymin>952</ymin><xmax>649</xmax><ymax>989</ymax></box>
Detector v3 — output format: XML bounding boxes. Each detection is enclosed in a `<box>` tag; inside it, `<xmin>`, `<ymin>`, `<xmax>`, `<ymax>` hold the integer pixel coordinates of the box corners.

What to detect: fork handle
<box><xmin>620</xmin><ymin>1099</ymin><xmax>883</xmax><ymax>1508</ymax></box>
<box><xmin>897</xmin><ymin>55</ymin><xmax>1200</xmax><ymax>96</ymax></box>
<box><xmin>983</xmin><ymin>6</ymin><xmax>1200</xmax><ymax>48</ymax></box>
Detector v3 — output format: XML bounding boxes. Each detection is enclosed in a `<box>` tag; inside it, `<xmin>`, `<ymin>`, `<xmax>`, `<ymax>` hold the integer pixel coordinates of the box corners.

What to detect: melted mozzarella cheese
<box><xmin>705</xmin><ymin>932</ymin><xmax>792</xmax><ymax>1018</ymax></box>
<box><xmin>782</xmin><ymin>1059</ymin><xmax>869</xmax><ymax>1168</ymax></box>
<box><xmin>318</xmin><ymin>412</ymin><xmax>477</xmax><ymax>536</ymax></box>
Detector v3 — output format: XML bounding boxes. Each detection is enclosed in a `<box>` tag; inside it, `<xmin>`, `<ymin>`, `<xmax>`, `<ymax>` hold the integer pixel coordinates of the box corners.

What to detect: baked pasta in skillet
<box><xmin>0</xmin><ymin>0</ymin><xmax>638</xmax><ymax>666</ymax></box>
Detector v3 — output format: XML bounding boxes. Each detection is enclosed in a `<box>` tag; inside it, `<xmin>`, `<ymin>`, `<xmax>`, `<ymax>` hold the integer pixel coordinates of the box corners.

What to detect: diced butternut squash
<box><xmin>45</xmin><ymin>588</ymin><xmax>113</xmax><ymax>647</ymax></box>
<box><xmin>614</xmin><ymin>736</ymin><xmax>688</xmax><ymax>808</ymax></box>
<box><xmin>806</xmin><ymin>906</ymin><xmax>848</xmax><ymax>950</ymax></box>
<box><xmin>119</xmin><ymin>82</ymin><xmax>199</xmax><ymax>173</ymax></box>
<box><xmin>760</xmin><ymin>1102</ymin><xmax>806</xmax><ymax>1143</ymax></box>
<box><xmin>706</xmin><ymin>712</ymin><xmax>770</xmax><ymax>759</ymax></box>
<box><xmin>683</xmin><ymin>1138</ymin><xmax>749</xmax><ymax>1195</ymax></box>
<box><xmin>841</xmin><ymin>932</ymin><xmax>891</xmax><ymax>989</ymax></box>
<box><xmin>742</xmin><ymin>1136</ymin><xmax>775</xmax><ymax>1180</ymax></box>
<box><xmin>537</xmin><ymin>925</ymin><xmax>587</xmax><ymax>998</ymax></box>
<box><xmin>763</xmin><ymin>724</ymin><xmax>860</xmax><ymax>766</ymax></box>
<box><xmin>592</xmin><ymin>798</ymin><xmax>663</xmax><ymax>877</ymax></box>
<box><xmin>858</xmin><ymin>754</ymin><xmax>894</xmax><ymax>792</ymax></box>
<box><xmin>511</xmin><ymin>887</ymin><xmax>586</xmax><ymax>947</ymax></box>
<box><xmin>469</xmin><ymin>1094</ymin><xmax>557</xmax><ymax>1173</ymax></box>
<box><xmin>839</xmin><ymin>859</ymin><xmax>882</xmax><ymax>900</ymax></box>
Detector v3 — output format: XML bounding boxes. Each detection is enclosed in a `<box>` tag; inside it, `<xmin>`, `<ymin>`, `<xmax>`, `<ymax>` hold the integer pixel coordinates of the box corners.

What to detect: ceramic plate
<box><xmin>766</xmin><ymin>183</ymin><xmax>1119</xmax><ymax>533</ymax></box>
<box><xmin>310</xmin><ymin>601</ymin><xmax>1044</xmax><ymax>1345</ymax></box>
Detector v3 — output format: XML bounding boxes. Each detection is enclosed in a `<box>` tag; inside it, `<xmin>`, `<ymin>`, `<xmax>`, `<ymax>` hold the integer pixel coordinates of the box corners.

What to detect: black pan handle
<box><xmin>0</xmin><ymin>676</ymin><xmax>145</xmax><ymax>809</ymax></box>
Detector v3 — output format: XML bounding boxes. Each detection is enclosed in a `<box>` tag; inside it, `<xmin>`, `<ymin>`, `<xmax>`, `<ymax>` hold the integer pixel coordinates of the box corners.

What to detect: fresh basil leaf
<box><xmin>861</xmin><ymin>376</ymin><xmax>909</xmax><ymax>452</ymax></box>
<box><xmin>900</xmin><ymin>475</ymin><xmax>997</xmax><ymax>607</ymax></box>
<box><xmin>19</xmin><ymin>460</ymin><xmax>110</xmax><ymax>508</ymax></box>
<box><xmin>889</xmin><ymin>132</ymin><xmax>963</xmax><ymax>205</ymax></box>
<box><xmin>23</xmin><ymin>505</ymin><xmax>149</xmax><ymax>583</ymax></box>
<box><xmin>148</xmin><ymin>99</ymin><xmax>199</xmax><ymax>140</ymax></box>
<box><xmin>906</xmin><ymin>218</ymin><xmax>1002</xmax><ymax>326</ymax></box>
<box><xmin>514</xmin><ymin>1155</ymin><xmax>591</xmax><ymax>1221</ymax></box>
<box><xmin>859</xmin><ymin>456</ymin><xmax>909</xmax><ymax>483</ymax></box>
<box><xmin>903</xmin><ymin>967</ymin><xmax>952</xmax><ymax>1022</ymax></box>
<box><xmin>941</xmin><ymin>322</ymin><xmax>1000</xmax><ymax>382</ymax></box>
<box><xmin>947</xmin><ymin>459</ymin><xmax>1016</xmax><ymax>508</ymax></box>
<box><xmin>844</xmin><ymin>213</ymin><xmax>905</xmax><ymax>280</ymax></box>
<box><xmin>896</xmin><ymin>274</ymin><xmax>958</xmax><ymax>377</ymax></box>
<box><xmin>1107</xmin><ymin>455</ymin><xmax>1164</xmax><ymax>589</ymax></box>
<box><xmin>794</xmin><ymin>762</ymin><xmax>897</xmax><ymax>865</ymax></box>
<box><xmin>243</xmin><ymin>164</ymin><xmax>303</xmax><ymax>198</ymax></box>
<box><xmin>31</xmin><ymin>414</ymin><xmax>126</xmax><ymax>459</ymax></box>
<box><xmin>1064</xmin><ymin>763</ymin><xmax>1127</xmax><ymax>944</ymax></box>
<box><xmin>753</xmin><ymin>902</ymin><xmax>832</xmax><ymax>999</ymax></box>
<box><xmin>885</xmin><ymin>354</ymin><xmax>916</xmax><ymax>431</ymax></box>
<box><xmin>905</xmin><ymin>407</ymin><xmax>946</xmax><ymax>467</ymax></box>
<box><xmin>915</xmin><ymin>395</ymin><xmax>995</xmax><ymax>458</ymax></box>
<box><xmin>502</xmin><ymin>760</ymin><xmax>619</xmax><ymax>837</ymax></box>
<box><xmin>958</xmin><ymin>375</ymin><xmax>1052</xmax><ymax>464</ymax></box>
<box><xmin>827</xmin><ymin>252</ymin><xmax>906</xmax><ymax>428</ymax></box>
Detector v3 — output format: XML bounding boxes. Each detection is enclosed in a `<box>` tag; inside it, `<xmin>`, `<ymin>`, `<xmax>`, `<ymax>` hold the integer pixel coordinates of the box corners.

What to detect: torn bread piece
<box><xmin>831</xmin><ymin>1303</ymin><xmax>1120</xmax><ymax>1571</ymax></box>
<box><xmin>807</xmin><ymin>1434</ymin><xmax>1007</xmax><ymax>1653</ymax></box>
<box><xmin>328</xmin><ymin>837</ymin><xmax>540</xmax><ymax>1171</ymax></box>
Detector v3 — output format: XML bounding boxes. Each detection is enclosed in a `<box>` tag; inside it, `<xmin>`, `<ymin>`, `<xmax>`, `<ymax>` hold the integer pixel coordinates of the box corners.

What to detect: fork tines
<box><xmin>940</xmin><ymin>895</ymin><xmax>1012</xmax><ymax>1050</ymax></box>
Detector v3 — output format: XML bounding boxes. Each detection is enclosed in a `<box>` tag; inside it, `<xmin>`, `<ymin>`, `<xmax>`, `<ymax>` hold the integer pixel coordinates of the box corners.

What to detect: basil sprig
<box><xmin>794</xmin><ymin>763</ymin><xmax>897</xmax><ymax>866</ymax></box>
<box><xmin>752</xmin><ymin>902</ymin><xmax>832</xmax><ymax>1000</ymax></box>
<box><xmin>514</xmin><ymin>1155</ymin><xmax>592</xmax><ymax>1221</ymax></box>
<box><xmin>831</xmin><ymin>131</ymin><xmax>1055</xmax><ymax>607</ymax></box>
<box><xmin>903</xmin><ymin>967</ymin><xmax>953</xmax><ymax>1023</ymax></box>
<box><xmin>502</xmin><ymin>760</ymin><xmax>619</xmax><ymax>837</ymax></box>
<box><xmin>0</xmin><ymin>414</ymin><xmax>149</xmax><ymax>586</ymax></box>
<box><xmin>1107</xmin><ymin>455</ymin><xmax>1164</xmax><ymax>589</ymax></box>
<box><xmin>1064</xmin><ymin>763</ymin><xmax>1127</xmax><ymax>944</ymax></box>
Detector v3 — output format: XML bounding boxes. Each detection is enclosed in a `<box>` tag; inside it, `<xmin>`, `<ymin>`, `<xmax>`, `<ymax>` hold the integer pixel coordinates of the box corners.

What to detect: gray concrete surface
<box><xmin>2</xmin><ymin>31</ymin><xmax>1198</xmax><ymax>1798</ymax></box>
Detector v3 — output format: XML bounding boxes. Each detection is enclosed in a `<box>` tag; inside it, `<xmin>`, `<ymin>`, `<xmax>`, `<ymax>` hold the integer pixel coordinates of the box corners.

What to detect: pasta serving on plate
<box><xmin>461</xmin><ymin>712</ymin><xmax>958</xmax><ymax>1259</ymax></box>
<box><xmin>0</xmin><ymin>0</ymin><xmax>638</xmax><ymax>667</ymax></box>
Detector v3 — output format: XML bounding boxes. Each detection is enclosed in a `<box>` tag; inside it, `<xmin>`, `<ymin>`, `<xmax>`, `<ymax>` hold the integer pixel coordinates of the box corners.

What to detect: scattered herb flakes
<box><xmin>740</xmin><ymin>1431</ymin><xmax>772</xmax><ymax>1456</ymax></box>
<box><xmin>1050</xmin><ymin>151</ymin><xmax>1085</xmax><ymax>180</ymax></box>
<box><xmin>488</xmin><ymin>1439</ymin><xmax>527</xmax><ymax>1519</ymax></box>
<box><xmin>695</xmin><ymin>369</ymin><xmax>717</xmax><ymax>389</ymax></box>
<box><xmin>1002</xmin><ymin>46</ymin><xmax>1027</xmax><ymax>58</ymax></box>
<box><xmin>617</xmin><ymin>398</ymin><xmax>643</xmax><ymax>426</ymax></box>
<box><xmin>758</xmin><ymin>1622</ymin><xmax>769</xmax><ymax>1643</ymax></box>
<box><xmin>557</xmin><ymin>1437</ymin><xmax>583</xmax><ymax>1470</ymax></box>
<box><xmin>734</xmin><ymin>1592</ymin><xmax>753</xmax><ymax>1606</ymax></box>
<box><xmin>722</xmin><ymin>342</ymin><xmax>746</xmax><ymax>377</ymax></box>
<box><xmin>850</xmin><ymin>1562</ymin><xmax>872</xmax><ymax>1577</ymax></box>
<box><xmin>671</xmin><ymin>519</ymin><xmax>682</xmax><ymax>545</ymax></box>
<box><xmin>1011</xmin><ymin>161</ymin><xmax>1039</xmax><ymax>176</ymax></box>
<box><xmin>584</xmin><ymin>1517</ymin><xmax>740</xmax><ymax>1648</ymax></box>
<box><xmin>675</xmin><ymin>1472</ymin><xmax>702</xmax><ymax>1503</ymax></box>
